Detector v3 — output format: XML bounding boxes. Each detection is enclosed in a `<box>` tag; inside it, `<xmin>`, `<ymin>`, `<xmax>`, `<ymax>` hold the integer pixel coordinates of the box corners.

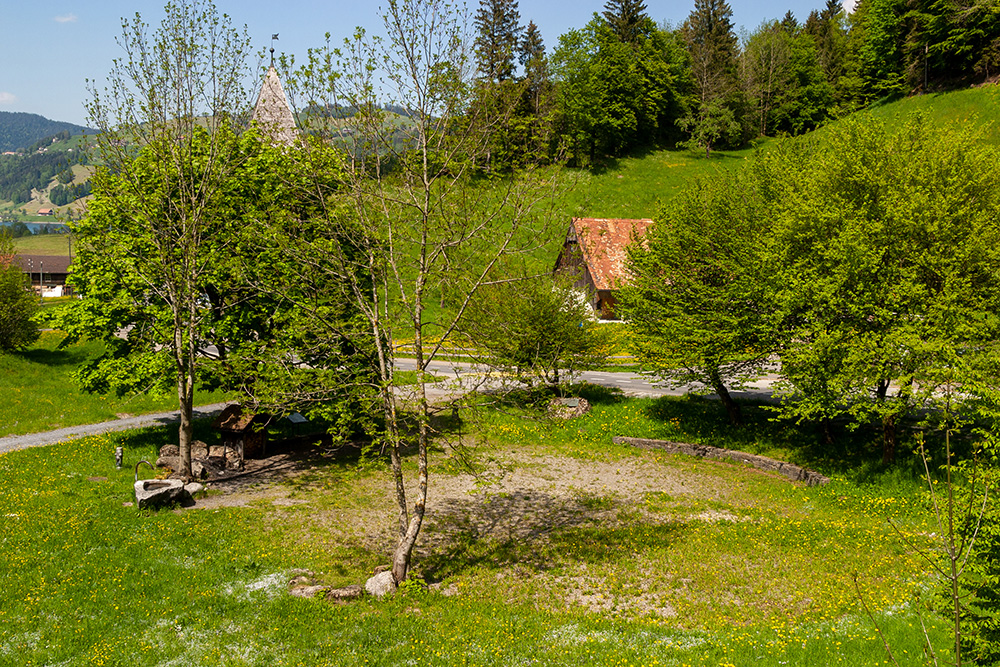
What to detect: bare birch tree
<box><xmin>286</xmin><ymin>0</ymin><xmax>557</xmax><ymax>581</ymax></box>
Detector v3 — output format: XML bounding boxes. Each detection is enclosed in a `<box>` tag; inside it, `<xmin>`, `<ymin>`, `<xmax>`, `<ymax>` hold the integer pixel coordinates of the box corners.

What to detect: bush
<box><xmin>0</xmin><ymin>233</ymin><xmax>39</xmax><ymax>350</ymax></box>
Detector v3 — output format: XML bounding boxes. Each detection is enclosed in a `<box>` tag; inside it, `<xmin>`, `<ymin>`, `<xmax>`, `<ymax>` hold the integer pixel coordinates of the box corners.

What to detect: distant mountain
<box><xmin>0</xmin><ymin>112</ymin><xmax>94</xmax><ymax>152</ymax></box>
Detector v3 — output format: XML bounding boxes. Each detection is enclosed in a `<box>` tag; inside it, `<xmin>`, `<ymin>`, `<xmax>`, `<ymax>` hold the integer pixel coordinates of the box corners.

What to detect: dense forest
<box><xmin>0</xmin><ymin>144</ymin><xmax>89</xmax><ymax>205</ymax></box>
<box><xmin>463</xmin><ymin>0</ymin><xmax>1000</xmax><ymax>167</ymax></box>
<box><xmin>0</xmin><ymin>112</ymin><xmax>92</xmax><ymax>153</ymax></box>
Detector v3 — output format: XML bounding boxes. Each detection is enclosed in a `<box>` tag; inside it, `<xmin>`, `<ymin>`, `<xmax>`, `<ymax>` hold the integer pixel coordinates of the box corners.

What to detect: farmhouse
<box><xmin>14</xmin><ymin>254</ymin><xmax>72</xmax><ymax>296</ymax></box>
<box><xmin>554</xmin><ymin>217</ymin><xmax>653</xmax><ymax>319</ymax></box>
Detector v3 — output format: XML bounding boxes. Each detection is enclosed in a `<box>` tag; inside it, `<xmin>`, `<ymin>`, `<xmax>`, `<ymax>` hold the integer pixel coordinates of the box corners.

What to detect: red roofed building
<box><xmin>554</xmin><ymin>217</ymin><xmax>653</xmax><ymax>319</ymax></box>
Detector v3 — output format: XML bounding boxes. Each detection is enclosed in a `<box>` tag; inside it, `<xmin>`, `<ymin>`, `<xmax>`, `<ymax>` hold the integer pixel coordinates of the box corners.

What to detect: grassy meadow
<box><xmin>12</xmin><ymin>233</ymin><xmax>73</xmax><ymax>255</ymax></box>
<box><xmin>0</xmin><ymin>392</ymin><xmax>955</xmax><ymax>666</ymax></box>
<box><xmin>4</xmin><ymin>86</ymin><xmax>999</xmax><ymax>665</ymax></box>
<box><xmin>0</xmin><ymin>332</ymin><xmax>225</xmax><ymax>438</ymax></box>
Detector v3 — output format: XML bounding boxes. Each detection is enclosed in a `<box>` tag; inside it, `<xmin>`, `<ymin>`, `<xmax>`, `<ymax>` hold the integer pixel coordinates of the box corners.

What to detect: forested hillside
<box><xmin>0</xmin><ymin>111</ymin><xmax>92</xmax><ymax>152</ymax></box>
<box><xmin>0</xmin><ymin>147</ymin><xmax>89</xmax><ymax>205</ymax></box>
<box><xmin>450</xmin><ymin>0</ymin><xmax>1000</xmax><ymax>168</ymax></box>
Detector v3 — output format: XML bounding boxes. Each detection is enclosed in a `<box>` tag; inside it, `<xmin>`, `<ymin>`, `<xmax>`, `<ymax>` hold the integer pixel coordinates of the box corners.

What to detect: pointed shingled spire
<box><xmin>252</xmin><ymin>66</ymin><xmax>298</xmax><ymax>147</ymax></box>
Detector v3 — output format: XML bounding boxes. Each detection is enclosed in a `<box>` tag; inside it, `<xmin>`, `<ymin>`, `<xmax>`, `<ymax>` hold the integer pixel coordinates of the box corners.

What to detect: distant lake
<box><xmin>0</xmin><ymin>221</ymin><xmax>70</xmax><ymax>234</ymax></box>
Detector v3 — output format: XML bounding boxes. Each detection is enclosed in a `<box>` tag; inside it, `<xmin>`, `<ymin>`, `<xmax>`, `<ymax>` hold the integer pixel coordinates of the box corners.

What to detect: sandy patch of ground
<box><xmin>184</xmin><ymin>437</ymin><xmax>767</xmax><ymax>618</ymax></box>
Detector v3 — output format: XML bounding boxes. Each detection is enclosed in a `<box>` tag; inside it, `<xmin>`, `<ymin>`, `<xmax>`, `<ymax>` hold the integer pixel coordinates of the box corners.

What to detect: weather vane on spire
<box><xmin>270</xmin><ymin>34</ymin><xmax>279</xmax><ymax>67</ymax></box>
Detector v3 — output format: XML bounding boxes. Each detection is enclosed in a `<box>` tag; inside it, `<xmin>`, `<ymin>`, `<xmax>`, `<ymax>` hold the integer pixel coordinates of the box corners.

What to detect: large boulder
<box><xmin>364</xmin><ymin>571</ymin><xmax>397</xmax><ymax>598</ymax></box>
<box><xmin>134</xmin><ymin>479</ymin><xmax>188</xmax><ymax>509</ymax></box>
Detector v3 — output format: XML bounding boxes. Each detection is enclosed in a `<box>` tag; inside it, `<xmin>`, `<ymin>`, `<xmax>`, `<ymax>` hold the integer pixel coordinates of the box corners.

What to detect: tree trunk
<box><xmin>707</xmin><ymin>365</ymin><xmax>742</xmax><ymax>426</ymax></box>
<box><xmin>391</xmin><ymin>311</ymin><xmax>430</xmax><ymax>583</ymax></box>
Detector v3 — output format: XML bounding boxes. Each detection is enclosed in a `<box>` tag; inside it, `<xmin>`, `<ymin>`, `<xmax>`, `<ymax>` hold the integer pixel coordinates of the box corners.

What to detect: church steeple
<box><xmin>252</xmin><ymin>66</ymin><xmax>298</xmax><ymax>147</ymax></box>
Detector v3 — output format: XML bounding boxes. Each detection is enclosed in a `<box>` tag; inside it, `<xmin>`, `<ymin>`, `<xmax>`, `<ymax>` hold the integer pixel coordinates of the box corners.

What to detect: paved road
<box><xmin>0</xmin><ymin>362</ymin><xmax>779</xmax><ymax>456</ymax></box>
<box><xmin>0</xmin><ymin>403</ymin><xmax>231</xmax><ymax>457</ymax></box>
<box><xmin>397</xmin><ymin>358</ymin><xmax>779</xmax><ymax>401</ymax></box>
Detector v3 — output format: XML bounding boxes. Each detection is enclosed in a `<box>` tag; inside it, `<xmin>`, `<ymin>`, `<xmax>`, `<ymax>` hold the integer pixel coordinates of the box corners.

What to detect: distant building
<box><xmin>14</xmin><ymin>254</ymin><xmax>72</xmax><ymax>293</ymax></box>
<box><xmin>554</xmin><ymin>217</ymin><xmax>653</xmax><ymax>319</ymax></box>
<box><xmin>252</xmin><ymin>66</ymin><xmax>299</xmax><ymax>147</ymax></box>
<box><xmin>37</xmin><ymin>208</ymin><xmax>53</xmax><ymax>216</ymax></box>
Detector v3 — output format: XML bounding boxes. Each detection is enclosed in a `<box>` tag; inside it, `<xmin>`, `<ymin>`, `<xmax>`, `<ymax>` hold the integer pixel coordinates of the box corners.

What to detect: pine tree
<box><xmin>474</xmin><ymin>0</ymin><xmax>523</xmax><ymax>82</ymax></box>
<box><xmin>602</xmin><ymin>0</ymin><xmax>651</xmax><ymax>45</ymax></box>
<box><xmin>519</xmin><ymin>20</ymin><xmax>547</xmax><ymax>112</ymax></box>
<box><xmin>681</xmin><ymin>0</ymin><xmax>740</xmax><ymax>104</ymax></box>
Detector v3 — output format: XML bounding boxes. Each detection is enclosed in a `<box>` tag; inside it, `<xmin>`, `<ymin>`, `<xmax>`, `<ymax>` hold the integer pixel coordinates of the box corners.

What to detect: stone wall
<box><xmin>612</xmin><ymin>437</ymin><xmax>830</xmax><ymax>487</ymax></box>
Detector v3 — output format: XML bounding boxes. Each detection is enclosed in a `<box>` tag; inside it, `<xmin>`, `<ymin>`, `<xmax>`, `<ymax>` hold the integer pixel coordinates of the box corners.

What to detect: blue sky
<box><xmin>1</xmin><ymin>0</ymin><xmax>846</xmax><ymax>126</ymax></box>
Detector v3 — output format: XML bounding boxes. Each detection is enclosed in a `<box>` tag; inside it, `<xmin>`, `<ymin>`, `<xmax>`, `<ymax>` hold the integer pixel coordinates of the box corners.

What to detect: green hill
<box><xmin>551</xmin><ymin>84</ymin><xmax>1000</xmax><ymax>222</ymax></box>
<box><xmin>0</xmin><ymin>111</ymin><xmax>93</xmax><ymax>153</ymax></box>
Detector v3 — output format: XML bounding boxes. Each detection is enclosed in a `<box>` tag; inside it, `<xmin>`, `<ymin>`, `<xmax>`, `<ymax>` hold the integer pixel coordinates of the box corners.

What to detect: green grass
<box><xmin>11</xmin><ymin>233</ymin><xmax>73</xmax><ymax>255</ymax></box>
<box><xmin>0</xmin><ymin>404</ymin><xmax>954</xmax><ymax>666</ymax></box>
<box><xmin>864</xmin><ymin>85</ymin><xmax>1000</xmax><ymax>146</ymax></box>
<box><xmin>0</xmin><ymin>331</ymin><xmax>226</xmax><ymax>437</ymax></box>
<box><xmin>549</xmin><ymin>145</ymin><xmax>762</xmax><ymax>221</ymax></box>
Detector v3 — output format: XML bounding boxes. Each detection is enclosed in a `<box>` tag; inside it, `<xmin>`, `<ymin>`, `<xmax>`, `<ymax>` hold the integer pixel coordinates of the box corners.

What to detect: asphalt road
<box><xmin>0</xmin><ymin>361</ymin><xmax>779</xmax><ymax>456</ymax></box>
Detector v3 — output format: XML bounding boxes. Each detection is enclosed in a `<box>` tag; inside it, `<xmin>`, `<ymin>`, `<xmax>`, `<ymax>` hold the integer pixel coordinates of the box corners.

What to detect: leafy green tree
<box><xmin>851</xmin><ymin>0</ymin><xmax>907</xmax><ymax>99</ymax></box>
<box><xmin>675</xmin><ymin>99</ymin><xmax>741</xmax><ymax>157</ymax></box>
<box><xmin>617</xmin><ymin>165</ymin><xmax>780</xmax><ymax>426</ymax></box>
<box><xmin>740</xmin><ymin>20</ymin><xmax>792</xmax><ymax>137</ymax></box>
<box><xmin>768</xmin><ymin>115</ymin><xmax>1000</xmax><ymax>461</ymax></box>
<box><xmin>0</xmin><ymin>232</ymin><xmax>39</xmax><ymax>351</ymax></box>
<box><xmin>75</xmin><ymin>0</ymin><xmax>256</xmax><ymax>479</ymax></box>
<box><xmin>552</xmin><ymin>17</ymin><xmax>687</xmax><ymax>163</ymax></box>
<box><xmin>459</xmin><ymin>275</ymin><xmax>607</xmax><ymax>389</ymax></box>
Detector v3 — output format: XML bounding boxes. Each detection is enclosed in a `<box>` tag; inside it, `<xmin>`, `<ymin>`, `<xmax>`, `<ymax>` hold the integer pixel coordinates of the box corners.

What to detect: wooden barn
<box><xmin>553</xmin><ymin>217</ymin><xmax>653</xmax><ymax>319</ymax></box>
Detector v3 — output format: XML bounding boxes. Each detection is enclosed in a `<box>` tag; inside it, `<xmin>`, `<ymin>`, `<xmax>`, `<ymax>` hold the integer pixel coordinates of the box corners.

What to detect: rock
<box><xmin>364</xmin><ymin>571</ymin><xmax>397</xmax><ymax>598</ymax></box>
<box><xmin>134</xmin><ymin>479</ymin><xmax>188</xmax><ymax>509</ymax></box>
<box><xmin>156</xmin><ymin>455</ymin><xmax>180</xmax><ymax>470</ymax></box>
<box><xmin>191</xmin><ymin>441</ymin><xmax>209</xmax><ymax>460</ymax></box>
<box><xmin>326</xmin><ymin>585</ymin><xmax>363</xmax><ymax>602</ymax></box>
<box><xmin>289</xmin><ymin>585</ymin><xmax>329</xmax><ymax>599</ymax></box>
<box><xmin>159</xmin><ymin>445</ymin><xmax>179</xmax><ymax>457</ymax></box>
<box><xmin>184</xmin><ymin>482</ymin><xmax>204</xmax><ymax>497</ymax></box>
<box><xmin>208</xmin><ymin>445</ymin><xmax>229</xmax><ymax>459</ymax></box>
<box><xmin>549</xmin><ymin>397</ymin><xmax>591</xmax><ymax>419</ymax></box>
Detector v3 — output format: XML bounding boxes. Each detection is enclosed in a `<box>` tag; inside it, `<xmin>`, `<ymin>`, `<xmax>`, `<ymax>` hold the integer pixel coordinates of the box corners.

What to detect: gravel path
<box><xmin>0</xmin><ymin>402</ymin><xmax>232</xmax><ymax>457</ymax></box>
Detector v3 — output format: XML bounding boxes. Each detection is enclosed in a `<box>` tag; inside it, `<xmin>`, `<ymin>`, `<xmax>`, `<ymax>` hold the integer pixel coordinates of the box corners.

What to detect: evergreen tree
<box><xmin>474</xmin><ymin>0</ymin><xmax>523</xmax><ymax>82</ymax></box>
<box><xmin>519</xmin><ymin>20</ymin><xmax>548</xmax><ymax>113</ymax></box>
<box><xmin>602</xmin><ymin>0</ymin><xmax>651</xmax><ymax>45</ymax></box>
<box><xmin>682</xmin><ymin>0</ymin><xmax>740</xmax><ymax>104</ymax></box>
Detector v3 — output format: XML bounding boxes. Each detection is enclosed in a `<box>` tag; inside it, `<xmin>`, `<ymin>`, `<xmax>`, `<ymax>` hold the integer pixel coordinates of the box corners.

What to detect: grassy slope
<box><xmin>0</xmin><ymin>332</ymin><xmax>226</xmax><ymax>437</ymax></box>
<box><xmin>12</xmin><ymin>233</ymin><xmax>72</xmax><ymax>255</ymax></box>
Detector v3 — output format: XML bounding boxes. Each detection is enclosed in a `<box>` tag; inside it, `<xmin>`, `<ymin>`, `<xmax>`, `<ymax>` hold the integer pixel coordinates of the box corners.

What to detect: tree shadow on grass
<box><xmin>641</xmin><ymin>394</ymin><xmax>889</xmax><ymax>475</ymax></box>
<box><xmin>417</xmin><ymin>489</ymin><xmax>687</xmax><ymax>582</ymax></box>
<box><xmin>15</xmin><ymin>344</ymin><xmax>93</xmax><ymax>368</ymax></box>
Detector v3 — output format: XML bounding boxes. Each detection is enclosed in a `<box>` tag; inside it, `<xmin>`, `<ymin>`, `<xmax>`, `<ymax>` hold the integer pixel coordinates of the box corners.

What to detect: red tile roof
<box><xmin>568</xmin><ymin>218</ymin><xmax>653</xmax><ymax>291</ymax></box>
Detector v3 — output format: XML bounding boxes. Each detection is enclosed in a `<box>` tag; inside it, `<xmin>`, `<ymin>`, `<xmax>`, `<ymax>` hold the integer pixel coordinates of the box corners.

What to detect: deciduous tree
<box><xmin>291</xmin><ymin>0</ymin><xmax>557</xmax><ymax>582</ymax></box>
<box><xmin>0</xmin><ymin>232</ymin><xmax>38</xmax><ymax>351</ymax></box>
<box><xmin>72</xmin><ymin>0</ymin><xmax>256</xmax><ymax>479</ymax></box>
<box><xmin>617</xmin><ymin>164</ymin><xmax>780</xmax><ymax>426</ymax></box>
